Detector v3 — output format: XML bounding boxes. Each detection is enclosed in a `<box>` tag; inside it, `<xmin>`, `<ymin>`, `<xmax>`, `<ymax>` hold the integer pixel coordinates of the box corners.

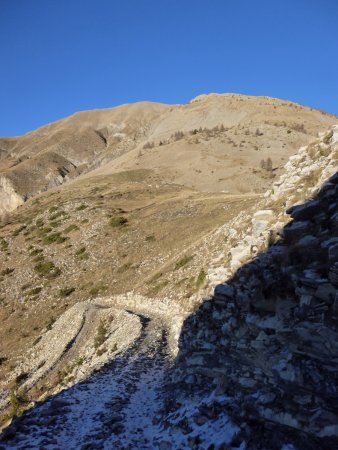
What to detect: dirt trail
<box><xmin>0</xmin><ymin>310</ymin><xmax>173</xmax><ymax>449</ymax></box>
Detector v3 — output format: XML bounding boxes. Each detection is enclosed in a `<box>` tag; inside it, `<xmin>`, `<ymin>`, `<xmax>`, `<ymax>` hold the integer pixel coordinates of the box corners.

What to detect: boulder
<box><xmin>328</xmin><ymin>243</ymin><xmax>338</xmax><ymax>264</ymax></box>
<box><xmin>287</xmin><ymin>199</ymin><xmax>322</xmax><ymax>221</ymax></box>
<box><xmin>283</xmin><ymin>221</ymin><xmax>313</xmax><ymax>242</ymax></box>
<box><xmin>230</xmin><ymin>245</ymin><xmax>252</xmax><ymax>270</ymax></box>
<box><xmin>315</xmin><ymin>283</ymin><xmax>337</xmax><ymax>304</ymax></box>
<box><xmin>252</xmin><ymin>209</ymin><xmax>275</xmax><ymax>237</ymax></box>
<box><xmin>214</xmin><ymin>283</ymin><xmax>234</xmax><ymax>299</ymax></box>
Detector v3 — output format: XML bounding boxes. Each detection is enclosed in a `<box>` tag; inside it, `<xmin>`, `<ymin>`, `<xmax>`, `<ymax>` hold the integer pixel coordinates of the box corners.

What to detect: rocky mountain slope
<box><xmin>0</xmin><ymin>95</ymin><xmax>337</xmax><ymax>449</ymax></box>
<box><xmin>169</xmin><ymin>125</ymin><xmax>338</xmax><ymax>449</ymax></box>
<box><xmin>0</xmin><ymin>94</ymin><xmax>336</xmax><ymax>215</ymax></box>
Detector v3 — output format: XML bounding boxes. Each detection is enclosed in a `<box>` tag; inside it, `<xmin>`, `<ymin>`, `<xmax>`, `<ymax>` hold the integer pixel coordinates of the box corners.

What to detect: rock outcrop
<box><xmin>171</xmin><ymin>126</ymin><xmax>338</xmax><ymax>448</ymax></box>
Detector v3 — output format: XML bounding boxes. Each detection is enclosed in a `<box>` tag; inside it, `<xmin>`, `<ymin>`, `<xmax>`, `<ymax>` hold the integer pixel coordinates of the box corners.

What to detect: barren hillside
<box><xmin>0</xmin><ymin>94</ymin><xmax>336</xmax><ymax>215</ymax></box>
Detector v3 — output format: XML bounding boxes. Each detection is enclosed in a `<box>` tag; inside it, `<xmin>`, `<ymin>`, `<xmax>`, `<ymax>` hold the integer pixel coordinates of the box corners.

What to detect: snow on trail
<box><xmin>0</xmin><ymin>312</ymin><xmax>241</xmax><ymax>450</ymax></box>
<box><xmin>0</xmin><ymin>315</ymin><xmax>172</xmax><ymax>449</ymax></box>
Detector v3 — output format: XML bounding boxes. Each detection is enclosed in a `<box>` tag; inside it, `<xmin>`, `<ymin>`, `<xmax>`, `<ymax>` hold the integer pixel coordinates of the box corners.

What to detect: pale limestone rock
<box><xmin>252</xmin><ymin>209</ymin><xmax>275</xmax><ymax>237</ymax></box>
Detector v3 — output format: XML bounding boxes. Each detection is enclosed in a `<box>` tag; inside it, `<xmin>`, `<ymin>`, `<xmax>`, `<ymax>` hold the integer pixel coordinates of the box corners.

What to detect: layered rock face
<box><xmin>173</xmin><ymin>127</ymin><xmax>338</xmax><ymax>447</ymax></box>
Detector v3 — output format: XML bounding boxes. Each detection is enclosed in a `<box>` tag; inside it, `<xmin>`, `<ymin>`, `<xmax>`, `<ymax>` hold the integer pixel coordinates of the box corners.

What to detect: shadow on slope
<box><xmin>172</xmin><ymin>171</ymin><xmax>338</xmax><ymax>449</ymax></box>
<box><xmin>0</xmin><ymin>313</ymin><xmax>171</xmax><ymax>449</ymax></box>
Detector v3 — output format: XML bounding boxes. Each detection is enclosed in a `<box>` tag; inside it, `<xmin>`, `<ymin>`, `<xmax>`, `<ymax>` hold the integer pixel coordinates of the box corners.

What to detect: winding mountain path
<box><xmin>0</xmin><ymin>313</ymin><xmax>173</xmax><ymax>449</ymax></box>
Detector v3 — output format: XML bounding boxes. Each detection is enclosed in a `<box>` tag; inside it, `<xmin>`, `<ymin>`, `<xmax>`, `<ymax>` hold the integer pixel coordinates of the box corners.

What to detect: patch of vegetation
<box><xmin>145</xmin><ymin>234</ymin><xmax>156</xmax><ymax>242</ymax></box>
<box><xmin>49</xmin><ymin>210</ymin><xmax>66</xmax><ymax>221</ymax></box>
<box><xmin>26</xmin><ymin>286</ymin><xmax>42</xmax><ymax>297</ymax></box>
<box><xmin>174</xmin><ymin>255</ymin><xmax>194</xmax><ymax>271</ymax></box>
<box><xmin>35</xmin><ymin>218</ymin><xmax>44</xmax><ymax>227</ymax></box>
<box><xmin>9</xmin><ymin>388</ymin><xmax>29</xmax><ymax>418</ymax></box>
<box><xmin>94</xmin><ymin>320</ymin><xmax>108</xmax><ymax>349</ymax></box>
<box><xmin>89</xmin><ymin>283</ymin><xmax>107</xmax><ymax>296</ymax></box>
<box><xmin>49</xmin><ymin>220</ymin><xmax>62</xmax><ymax>228</ymax></box>
<box><xmin>0</xmin><ymin>238</ymin><xmax>9</xmax><ymax>251</ymax></box>
<box><xmin>42</xmin><ymin>232</ymin><xmax>67</xmax><ymax>245</ymax></box>
<box><xmin>75</xmin><ymin>246</ymin><xmax>88</xmax><ymax>260</ymax></box>
<box><xmin>0</xmin><ymin>356</ymin><xmax>8</xmax><ymax>366</ymax></box>
<box><xmin>59</xmin><ymin>287</ymin><xmax>75</xmax><ymax>297</ymax></box>
<box><xmin>12</xmin><ymin>225</ymin><xmax>27</xmax><ymax>236</ymax></box>
<box><xmin>75</xmin><ymin>356</ymin><xmax>84</xmax><ymax>366</ymax></box>
<box><xmin>46</xmin><ymin>316</ymin><xmax>55</xmax><ymax>330</ymax></box>
<box><xmin>15</xmin><ymin>372</ymin><xmax>28</xmax><ymax>385</ymax></box>
<box><xmin>64</xmin><ymin>224</ymin><xmax>79</xmax><ymax>234</ymax></box>
<box><xmin>117</xmin><ymin>262</ymin><xmax>132</xmax><ymax>273</ymax></box>
<box><xmin>34</xmin><ymin>260</ymin><xmax>61</xmax><ymax>278</ymax></box>
<box><xmin>1</xmin><ymin>267</ymin><xmax>15</xmax><ymax>276</ymax></box>
<box><xmin>109</xmin><ymin>216</ymin><xmax>128</xmax><ymax>228</ymax></box>
<box><xmin>49</xmin><ymin>206</ymin><xmax>58</xmax><ymax>213</ymax></box>
<box><xmin>196</xmin><ymin>269</ymin><xmax>207</xmax><ymax>288</ymax></box>
<box><xmin>76</xmin><ymin>204</ymin><xmax>87</xmax><ymax>211</ymax></box>
<box><xmin>96</xmin><ymin>347</ymin><xmax>107</xmax><ymax>356</ymax></box>
<box><xmin>29</xmin><ymin>247</ymin><xmax>43</xmax><ymax>257</ymax></box>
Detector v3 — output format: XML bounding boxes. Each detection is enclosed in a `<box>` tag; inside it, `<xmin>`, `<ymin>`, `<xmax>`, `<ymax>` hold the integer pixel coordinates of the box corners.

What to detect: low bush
<box><xmin>109</xmin><ymin>216</ymin><xmax>128</xmax><ymax>228</ymax></box>
<box><xmin>64</xmin><ymin>224</ymin><xmax>79</xmax><ymax>234</ymax></box>
<box><xmin>196</xmin><ymin>269</ymin><xmax>207</xmax><ymax>288</ymax></box>
<box><xmin>26</xmin><ymin>287</ymin><xmax>42</xmax><ymax>296</ymax></box>
<box><xmin>59</xmin><ymin>287</ymin><xmax>75</xmax><ymax>297</ymax></box>
<box><xmin>94</xmin><ymin>320</ymin><xmax>108</xmax><ymax>349</ymax></box>
<box><xmin>34</xmin><ymin>260</ymin><xmax>61</xmax><ymax>278</ymax></box>
<box><xmin>42</xmin><ymin>232</ymin><xmax>67</xmax><ymax>245</ymax></box>
<box><xmin>1</xmin><ymin>267</ymin><xmax>14</xmax><ymax>276</ymax></box>
<box><xmin>174</xmin><ymin>255</ymin><xmax>194</xmax><ymax>270</ymax></box>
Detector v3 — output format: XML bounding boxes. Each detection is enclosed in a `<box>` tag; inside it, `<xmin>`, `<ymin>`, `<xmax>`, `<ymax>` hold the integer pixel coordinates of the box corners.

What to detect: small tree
<box><xmin>266</xmin><ymin>157</ymin><xmax>273</xmax><ymax>172</ymax></box>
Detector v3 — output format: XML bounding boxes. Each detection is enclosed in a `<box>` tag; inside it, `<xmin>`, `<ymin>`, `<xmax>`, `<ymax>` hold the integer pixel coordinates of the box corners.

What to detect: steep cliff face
<box><xmin>0</xmin><ymin>176</ymin><xmax>24</xmax><ymax>216</ymax></box>
<box><xmin>171</xmin><ymin>126</ymin><xmax>338</xmax><ymax>448</ymax></box>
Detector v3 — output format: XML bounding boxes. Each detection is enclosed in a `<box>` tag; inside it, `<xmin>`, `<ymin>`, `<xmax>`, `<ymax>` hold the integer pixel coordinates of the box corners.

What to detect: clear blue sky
<box><xmin>1</xmin><ymin>0</ymin><xmax>337</xmax><ymax>136</ymax></box>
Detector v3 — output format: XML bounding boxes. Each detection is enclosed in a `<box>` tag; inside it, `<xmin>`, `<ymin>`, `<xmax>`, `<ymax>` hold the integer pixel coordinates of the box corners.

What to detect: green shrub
<box><xmin>94</xmin><ymin>320</ymin><xmax>108</xmax><ymax>349</ymax></box>
<box><xmin>34</xmin><ymin>260</ymin><xmax>61</xmax><ymax>278</ymax></box>
<box><xmin>96</xmin><ymin>347</ymin><xmax>107</xmax><ymax>356</ymax></box>
<box><xmin>35</xmin><ymin>218</ymin><xmax>44</xmax><ymax>227</ymax></box>
<box><xmin>29</xmin><ymin>247</ymin><xmax>43</xmax><ymax>256</ymax></box>
<box><xmin>0</xmin><ymin>238</ymin><xmax>9</xmax><ymax>251</ymax></box>
<box><xmin>59</xmin><ymin>287</ymin><xmax>75</xmax><ymax>297</ymax></box>
<box><xmin>1</xmin><ymin>267</ymin><xmax>14</xmax><ymax>276</ymax></box>
<box><xmin>75</xmin><ymin>356</ymin><xmax>84</xmax><ymax>366</ymax></box>
<box><xmin>26</xmin><ymin>287</ymin><xmax>42</xmax><ymax>296</ymax></box>
<box><xmin>75</xmin><ymin>246</ymin><xmax>88</xmax><ymax>260</ymax></box>
<box><xmin>76</xmin><ymin>204</ymin><xmax>87</xmax><ymax>211</ymax></box>
<box><xmin>12</xmin><ymin>225</ymin><xmax>27</xmax><ymax>236</ymax></box>
<box><xmin>145</xmin><ymin>234</ymin><xmax>155</xmax><ymax>242</ymax></box>
<box><xmin>49</xmin><ymin>220</ymin><xmax>62</xmax><ymax>228</ymax></box>
<box><xmin>109</xmin><ymin>216</ymin><xmax>128</xmax><ymax>228</ymax></box>
<box><xmin>174</xmin><ymin>255</ymin><xmax>194</xmax><ymax>270</ymax></box>
<box><xmin>89</xmin><ymin>284</ymin><xmax>106</xmax><ymax>296</ymax></box>
<box><xmin>196</xmin><ymin>269</ymin><xmax>207</xmax><ymax>288</ymax></box>
<box><xmin>9</xmin><ymin>388</ymin><xmax>29</xmax><ymax>418</ymax></box>
<box><xmin>64</xmin><ymin>224</ymin><xmax>79</xmax><ymax>234</ymax></box>
<box><xmin>49</xmin><ymin>210</ymin><xmax>66</xmax><ymax>221</ymax></box>
<box><xmin>42</xmin><ymin>232</ymin><xmax>67</xmax><ymax>245</ymax></box>
<box><xmin>46</xmin><ymin>316</ymin><xmax>55</xmax><ymax>330</ymax></box>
